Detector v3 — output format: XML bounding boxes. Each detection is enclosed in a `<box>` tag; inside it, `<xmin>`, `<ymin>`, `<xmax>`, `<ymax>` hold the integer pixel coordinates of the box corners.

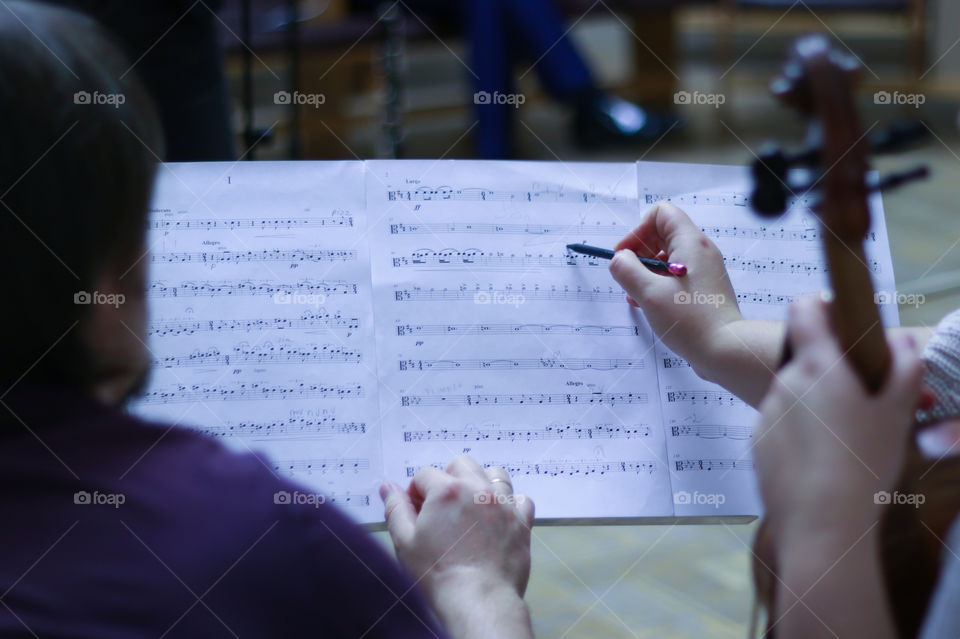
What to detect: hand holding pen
<box><xmin>566</xmin><ymin>243</ymin><xmax>687</xmax><ymax>276</ymax></box>
<box><xmin>604</xmin><ymin>200</ymin><xmax>744</xmax><ymax>385</ymax></box>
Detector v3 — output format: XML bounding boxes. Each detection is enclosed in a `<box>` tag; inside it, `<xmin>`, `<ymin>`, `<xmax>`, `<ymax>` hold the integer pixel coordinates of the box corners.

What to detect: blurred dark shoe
<box><xmin>572</xmin><ymin>94</ymin><xmax>680</xmax><ymax>149</ymax></box>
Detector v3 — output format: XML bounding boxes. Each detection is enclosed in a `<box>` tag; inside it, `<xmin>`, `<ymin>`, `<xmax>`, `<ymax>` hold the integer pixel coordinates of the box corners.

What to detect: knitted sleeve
<box><xmin>916</xmin><ymin>309</ymin><xmax>960</xmax><ymax>426</ymax></box>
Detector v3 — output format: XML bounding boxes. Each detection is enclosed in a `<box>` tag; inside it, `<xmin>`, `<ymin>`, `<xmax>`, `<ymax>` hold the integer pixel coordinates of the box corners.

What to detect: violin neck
<box><xmin>822</xmin><ymin>233</ymin><xmax>891</xmax><ymax>393</ymax></box>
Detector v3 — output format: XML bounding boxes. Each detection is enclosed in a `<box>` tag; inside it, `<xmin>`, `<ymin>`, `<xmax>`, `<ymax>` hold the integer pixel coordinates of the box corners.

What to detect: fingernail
<box><xmin>378</xmin><ymin>483</ymin><xmax>394</xmax><ymax>502</ymax></box>
<box><xmin>918</xmin><ymin>389</ymin><xmax>936</xmax><ymax>412</ymax></box>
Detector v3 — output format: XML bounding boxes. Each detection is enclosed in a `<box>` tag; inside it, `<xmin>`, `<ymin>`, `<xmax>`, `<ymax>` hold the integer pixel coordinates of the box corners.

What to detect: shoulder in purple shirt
<box><xmin>0</xmin><ymin>384</ymin><xmax>447</xmax><ymax>639</ymax></box>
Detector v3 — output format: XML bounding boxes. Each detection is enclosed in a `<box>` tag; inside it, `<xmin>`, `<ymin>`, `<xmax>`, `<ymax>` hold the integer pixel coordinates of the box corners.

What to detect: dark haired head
<box><xmin>0</xmin><ymin>1</ymin><xmax>163</xmax><ymax>398</ymax></box>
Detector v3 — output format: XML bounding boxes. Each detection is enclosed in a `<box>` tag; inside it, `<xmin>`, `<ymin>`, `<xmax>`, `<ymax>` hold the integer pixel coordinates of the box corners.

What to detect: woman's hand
<box><xmin>609</xmin><ymin>201</ymin><xmax>742</xmax><ymax>365</ymax></box>
<box><xmin>609</xmin><ymin>201</ymin><xmax>784</xmax><ymax>406</ymax></box>
<box><xmin>753</xmin><ymin>296</ymin><xmax>923</xmax><ymax>639</ymax></box>
<box><xmin>380</xmin><ymin>455</ymin><xmax>534</xmax><ymax>639</ymax></box>
<box><xmin>755</xmin><ymin>296</ymin><xmax>924</xmax><ymax>545</ymax></box>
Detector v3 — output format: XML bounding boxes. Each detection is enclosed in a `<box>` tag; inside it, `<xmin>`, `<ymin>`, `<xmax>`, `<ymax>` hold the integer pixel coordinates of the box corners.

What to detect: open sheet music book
<box><xmin>130</xmin><ymin>160</ymin><xmax>899</xmax><ymax>525</ymax></box>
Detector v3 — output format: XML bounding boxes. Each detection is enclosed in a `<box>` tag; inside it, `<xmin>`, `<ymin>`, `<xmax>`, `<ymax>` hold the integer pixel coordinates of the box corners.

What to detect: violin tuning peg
<box><xmin>751</xmin><ymin>147</ymin><xmax>791</xmax><ymax>217</ymax></box>
<box><xmin>754</xmin><ymin>145</ymin><xmax>789</xmax><ymax>181</ymax></box>
<box><xmin>751</xmin><ymin>182</ymin><xmax>790</xmax><ymax>217</ymax></box>
<box><xmin>828</xmin><ymin>49</ymin><xmax>860</xmax><ymax>74</ymax></box>
<box><xmin>770</xmin><ymin>76</ymin><xmax>792</xmax><ymax>99</ymax></box>
<box><xmin>770</xmin><ymin>73</ymin><xmax>806</xmax><ymax>109</ymax></box>
<box><xmin>870</xmin><ymin>121</ymin><xmax>928</xmax><ymax>154</ymax></box>
<box><xmin>872</xmin><ymin>165</ymin><xmax>931</xmax><ymax>192</ymax></box>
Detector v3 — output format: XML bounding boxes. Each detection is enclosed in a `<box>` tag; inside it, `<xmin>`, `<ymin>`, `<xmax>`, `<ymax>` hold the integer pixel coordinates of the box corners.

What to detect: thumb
<box><xmin>883</xmin><ymin>334</ymin><xmax>925</xmax><ymax>414</ymax></box>
<box><xmin>380</xmin><ymin>482</ymin><xmax>417</xmax><ymax>550</ymax></box>
<box><xmin>785</xmin><ymin>296</ymin><xmax>834</xmax><ymax>360</ymax></box>
<box><xmin>609</xmin><ymin>249</ymin><xmax>672</xmax><ymax>307</ymax></box>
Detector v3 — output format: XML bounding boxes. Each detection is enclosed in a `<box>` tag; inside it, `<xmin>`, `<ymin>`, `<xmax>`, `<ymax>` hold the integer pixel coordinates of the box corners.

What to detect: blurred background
<box><xmin>56</xmin><ymin>0</ymin><xmax>960</xmax><ymax>635</ymax></box>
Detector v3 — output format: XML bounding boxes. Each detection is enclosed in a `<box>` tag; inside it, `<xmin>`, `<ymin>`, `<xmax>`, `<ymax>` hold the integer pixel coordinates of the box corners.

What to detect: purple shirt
<box><xmin>0</xmin><ymin>384</ymin><xmax>448</xmax><ymax>638</ymax></box>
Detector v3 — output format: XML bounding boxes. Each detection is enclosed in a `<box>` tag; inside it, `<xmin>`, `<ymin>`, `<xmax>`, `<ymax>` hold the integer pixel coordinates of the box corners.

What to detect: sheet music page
<box><xmin>130</xmin><ymin>161</ymin><xmax>384</xmax><ymax>523</ymax></box>
<box><xmin>128</xmin><ymin>159</ymin><xmax>900</xmax><ymax>524</ymax></box>
<box><xmin>637</xmin><ymin>161</ymin><xmax>899</xmax><ymax>517</ymax></box>
<box><xmin>365</xmin><ymin>160</ymin><xmax>676</xmax><ymax>520</ymax></box>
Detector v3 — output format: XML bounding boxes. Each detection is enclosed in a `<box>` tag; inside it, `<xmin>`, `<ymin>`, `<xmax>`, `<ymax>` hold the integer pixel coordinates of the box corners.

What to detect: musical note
<box><xmin>702</xmin><ymin>224</ymin><xmax>875</xmax><ymax>243</ymax></box>
<box><xmin>669</xmin><ymin>424</ymin><xmax>752</xmax><ymax>440</ymax></box>
<box><xmin>723</xmin><ymin>255</ymin><xmax>829</xmax><ymax>275</ymax></box>
<box><xmin>401</xmin><ymin>392</ymin><xmax>648</xmax><ymax>406</ymax></box>
<box><xmin>643</xmin><ymin>190</ymin><xmax>820</xmax><ymax>210</ymax></box>
<box><xmin>133</xmin><ymin>162</ymin><xmax>388</xmax><ymax>519</ymax></box>
<box><xmin>152</xmin><ymin>249</ymin><xmax>357</xmax><ymax>265</ymax></box>
<box><xmin>201</xmin><ymin>418</ymin><xmax>366</xmax><ymax>440</ymax></box>
<box><xmin>326</xmin><ymin>492</ymin><xmax>371</xmax><ymax>507</ymax></box>
<box><xmin>272</xmin><ymin>490</ymin><xmax>370</xmax><ymax>507</ymax></box>
<box><xmin>674</xmin><ymin>458</ymin><xmax>754</xmax><ymax>471</ymax></box>
<box><xmin>389</xmin><ymin>221</ymin><xmax>626</xmax><ymax>236</ymax></box>
<box><xmin>133</xmin><ymin>157</ymin><xmax>901</xmax><ymax>524</ymax></box>
<box><xmin>395</xmin><ymin>323</ymin><xmax>641</xmax><ymax>337</ymax></box>
<box><xmin>701</xmin><ymin>224</ymin><xmax>819</xmax><ymax>241</ymax></box>
<box><xmin>388</xmin><ymin>186</ymin><xmax>628</xmax><ymax>204</ymax></box>
<box><xmin>399</xmin><ymin>358</ymin><xmax>643</xmax><ymax>371</ymax></box>
<box><xmin>402</xmin><ymin>423</ymin><xmax>651</xmax><ymax>442</ymax></box>
<box><xmin>406</xmin><ymin>459</ymin><xmax>658</xmax><ymax>477</ymax></box>
<box><xmin>388</xmin><ymin>250</ymin><xmax>852</xmax><ymax>275</ymax></box>
<box><xmin>735</xmin><ymin>291</ymin><xmax>796</xmax><ymax>306</ymax></box>
<box><xmin>394</xmin><ymin>286</ymin><xmax>624</xmax><ymax>303</ymax></box>
<box><xmin>148</xmin><ymin>311</ymin><xmax>360</xmax><ymax>337</ymax></box>
<box><xmin>643</xmin><ymin>191</ymin><xmax>750</xmax><ymax>207</ymax></box>
<box><xmin>272</xmin><ymin>458</ymin><xmax>370</xmax><ymax>475</ymax></box>
<box><xmin>391</xmin><ymin>249</ymin><xmax>605</xmax><ymax>269</ymax></box>
<box><xmin>666</xmin><ymin>390</ymin><xmax>744</xmax><ymax>406</ymax></box>
<box><xmin>149</xmin><ymin>280</ymin><xmax>358</xmax><ymax>298</ymax></box>
<box><xmin>155</xmin><ymin>343</ymin><xmax>361</xmax><ymax>368</ymax></box>
<box><xmin>150</xmin><ymin>215</ymin><xmax>353</xmax><ymax>230</ymax></box>
<box><xmin>140</xmin><ymin>382</ymin><xmax>365</xmax><ymax>404</ymax></box>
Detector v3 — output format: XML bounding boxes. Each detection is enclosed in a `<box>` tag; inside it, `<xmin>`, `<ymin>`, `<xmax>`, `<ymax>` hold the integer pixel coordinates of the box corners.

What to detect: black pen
<box><xmin>566</xmin><ymin>243</ymin><xmax>687</xmax><ymax>276</ymax></box>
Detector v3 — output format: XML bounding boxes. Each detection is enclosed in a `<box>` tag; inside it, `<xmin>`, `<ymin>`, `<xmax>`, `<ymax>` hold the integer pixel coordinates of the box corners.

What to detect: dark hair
<box><xmin>0</xmin><ymin>1</ymin><xmax>163</xmax><ymax>394</ymax></box>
